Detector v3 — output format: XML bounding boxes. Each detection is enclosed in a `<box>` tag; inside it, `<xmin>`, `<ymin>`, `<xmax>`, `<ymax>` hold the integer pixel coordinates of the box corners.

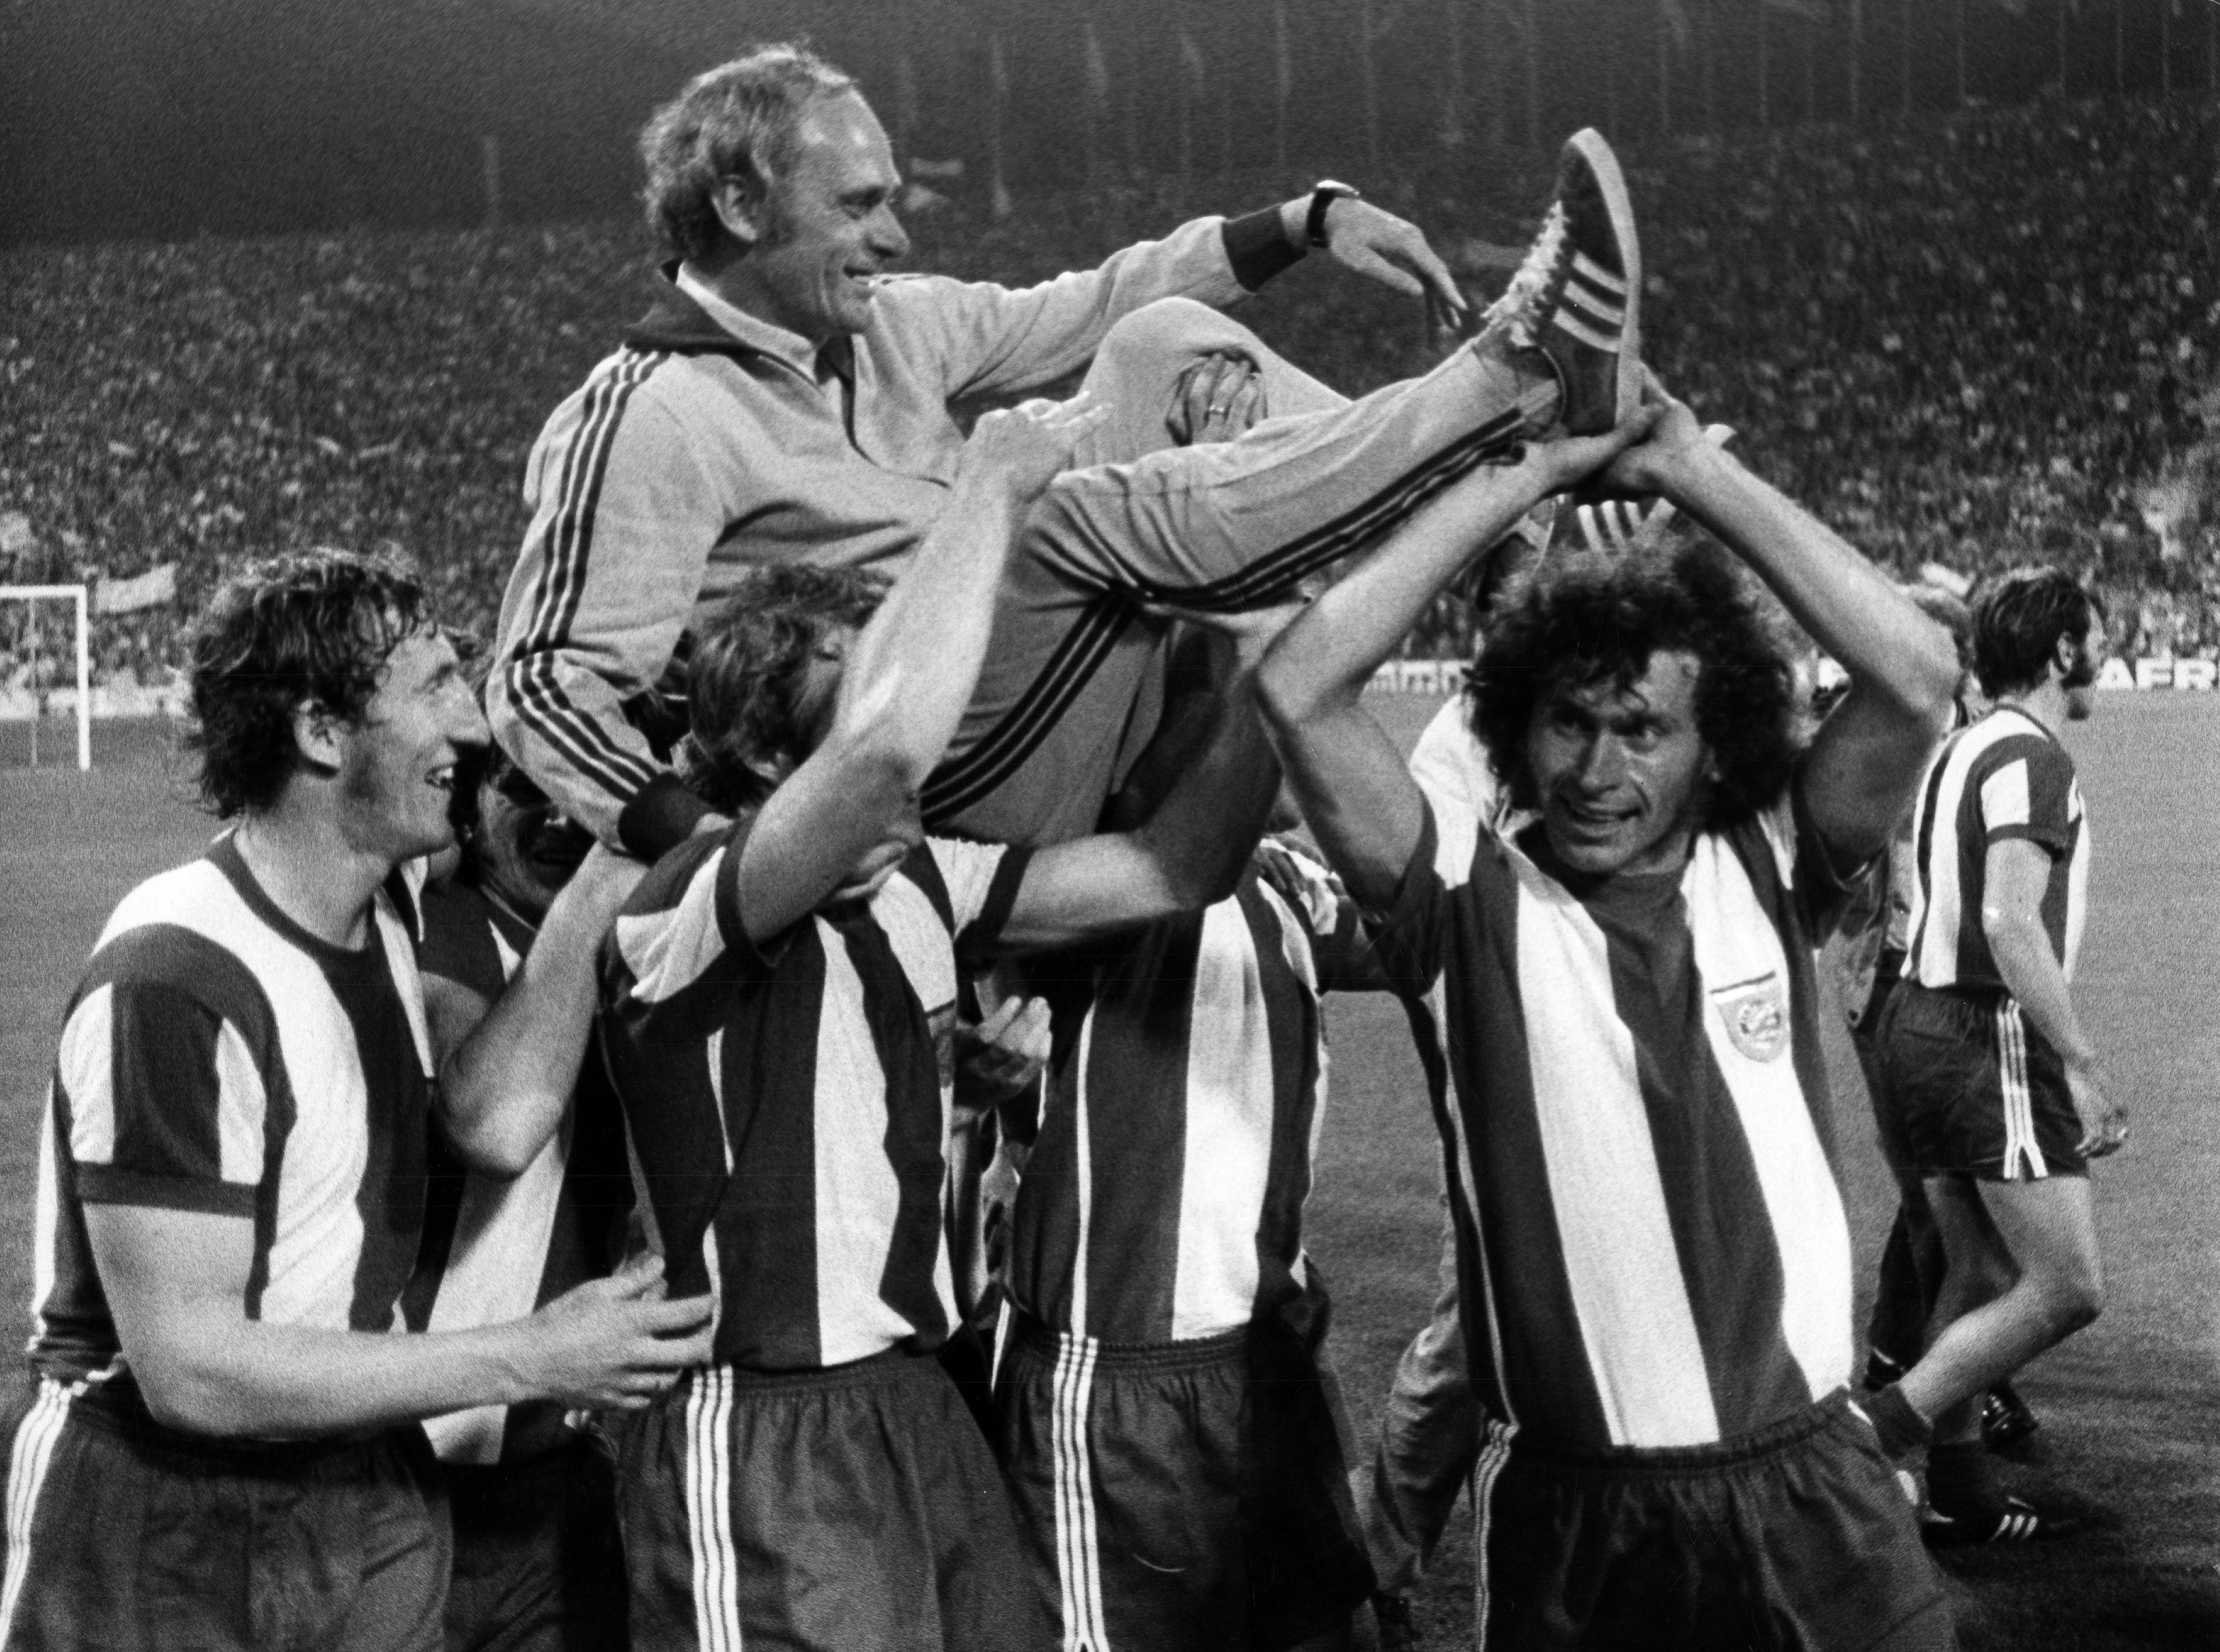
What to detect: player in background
<box><xmin>1865</xmin><ymin>567</ymin><xmax>2123</xmax><ymax>1545</ymax></box>
<box><xmin>1256</xmin><ymin>379</ymin><xmax>1963</xmax><ymax>1648</ymax></box>
<box><xmin>491</xmin><ymin>39</ymin><xmax>1641</xmax><ymax>858</ymax></box>
<box><xmin>0</xmin><ymin>550</ymin><xmax>711</xmax><ymax>1652</ymax></box>
<box><xmin>596</xmin><ymin>400</ymin><xmax>1295</xmax><ymax>1651</ymax></box>
<box><xmin>403</xmin><ymin>746</ymin><xmax>635</xmax><ymax>1652</ymax></box>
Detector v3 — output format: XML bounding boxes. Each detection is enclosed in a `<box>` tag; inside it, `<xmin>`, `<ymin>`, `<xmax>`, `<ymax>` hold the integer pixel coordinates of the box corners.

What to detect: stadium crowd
<box><xmin>3</xmin><ymin>92</ymin><xmax>2218</xmax><ymax>685</ymax></box>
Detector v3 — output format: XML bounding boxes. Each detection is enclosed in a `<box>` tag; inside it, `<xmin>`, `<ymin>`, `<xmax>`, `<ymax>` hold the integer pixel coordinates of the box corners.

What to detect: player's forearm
<box><xmin>130</xmin><ymin>1316</ymin><xmax>542</xmax><ymax>1441</ymax></box>
<box><xmin>1984</xmin><ymin>910</ymin><xmax>2098</xmax><ymax>1069</ymax></box>
<box><xmin>1657</xmin><ymin>449</ymin><xmax>1960</xmax><ymax>721</ymax></box>
<box><xmin>1132</xmin><ymin>677</ymin><xmax>1280</xmax><ymax>907</ymax></box>
<box><xmin>438</xmin><ymin>942</ymin><xmax>594</xmax><ymax>1175</ymax></box>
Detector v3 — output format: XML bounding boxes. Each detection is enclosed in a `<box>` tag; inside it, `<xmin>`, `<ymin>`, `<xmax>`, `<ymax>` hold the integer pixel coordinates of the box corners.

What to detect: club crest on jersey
<box><xmin>1712</xmin><ymin>973</ymin><xmax>1789</xmax><ymax>1063</ymax></box>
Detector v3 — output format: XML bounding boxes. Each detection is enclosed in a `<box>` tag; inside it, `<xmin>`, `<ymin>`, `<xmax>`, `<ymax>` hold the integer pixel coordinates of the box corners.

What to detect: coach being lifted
<box><xmin>488</xmin><ymin>41</ymin><xmax>1593</xmax><ymax>857</ymax></box>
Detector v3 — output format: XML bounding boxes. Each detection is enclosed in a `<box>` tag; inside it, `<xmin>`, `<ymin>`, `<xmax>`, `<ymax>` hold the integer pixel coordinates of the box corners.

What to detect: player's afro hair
<box><xmin>1970</xmin><ymin>565</ymin><xmax>2104</xmax><ymax>698</ymax></box>
<box><xmin>639</xmin><ymin>44</ymin><xmax>858</xmax><ymax>264</ymax></box>
<box><xmin>681</xmin><ymin>563</ymin><xmax>889</xmax><ymax>813</ymax></box>
<box><xmin>181</xmin><ymin>548</ymin><xmax>431</xmax><ymax>818</ymax></box>
<box><xmin>1465</xmin><ymin>538</ymin><xmax>1803</xmax><ymax>834</ymax></box>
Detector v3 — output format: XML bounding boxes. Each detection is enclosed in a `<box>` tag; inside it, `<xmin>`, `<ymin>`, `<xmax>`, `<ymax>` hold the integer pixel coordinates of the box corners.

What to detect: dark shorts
<box><xmin>614</xmin><ymin>1346</ymin><xmax>1046</xmax><ymax>1652</ymax></box>
<box><xmin>0</xmin><ymin>1376</ymin><xmax>447</xmax><ymax>1652</ymax></box>
<box><xmin>1476</xmin><ymin>1391</ymin><xmax>1952</xmax><ymax>1652</ymax></box>
<box><xmin>444</xmin><ymin>1435</ymin><xmax>626</xmax><ymax>1652</ymax></box>
<box><xmin>1877</xmin><ymin>981</ymin><xmax>2088</xmax><ymax>1182</ymax></box>
<box><xmin>992</xmin><ymin>1306</ymin><xmax>1375</xmax><ymax>1652</ymax></box>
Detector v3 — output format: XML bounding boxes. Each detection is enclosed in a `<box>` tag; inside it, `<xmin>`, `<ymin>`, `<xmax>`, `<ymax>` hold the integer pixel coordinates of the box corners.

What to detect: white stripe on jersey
<box><xmin>1683</xmin><ymin>843</ymin><xmax>1854</xmax><ymax>1403</ymax></box>
<box><xmin>813</xmin><ymin>922</ymin><xmax>939</xmax><ymax>1368</ymax></box>
<box><xmin>1068</xmin><ymin>1008</ymin><xmax>1099</xmax><ymax>1336</ymax></box>
<box><xmin>1421</xmin><ymin>979</ymin><xmax>1518</xmax><ymax>1432</ymax></box>
<box><xmin>2061</xmin><ymin>792</ymin><xmax>2090</xmax><ymax>983</ymax></box>
<box><xmin>0</xmin><ymin>1378</ymin><xmax>73</xmax><ymax>1642</ymax></box>
<box><xmin>613</xmin><ymin>851</ymin><xmax>727</xmax><ymax>1005</ymax></box>
<box><xmin>422</xmin><ymin>1115</ymin><xmax>573</xmax><ymax>1463</ymax></box>
<box><xmin>1512</xmin><ymin>855</ymin><xmax>1721</xmax><ymax>1447</ymax></box>
<box><xmin>1169</xmin><ymin>900</ymin><xmax>1275</xmax><ymax>1341</ymax></box>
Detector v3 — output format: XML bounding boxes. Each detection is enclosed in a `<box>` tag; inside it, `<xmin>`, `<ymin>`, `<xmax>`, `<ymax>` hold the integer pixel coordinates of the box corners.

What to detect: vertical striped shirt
<box><xmin>598</xmin><ymin>820</ymin><xmax>1029</xmax><ymax>1371</ymax></box>
<box><xmin>1372</xmin><ymin>785</ymin><xmax>1857</xmax><ymax>1455</ymax></box>
<box><xmin>1007</xmin><ymin>847</ymin><xmax>1378</xmax><ymax>1345</ymax></box>
<box><xmin>1902</xmin><ymin>706</ymin><xmax>2089</xmax><ymax>990</ymax></box>
<box><xmin>399</xmin><ymin>879</ymin><xmax>633</xmax><ymax>1465</ymax></box>
<box><xmin>29</xmin><ymin>838</ymin><xmax>434</xmax><ymax>1422</ymax></box>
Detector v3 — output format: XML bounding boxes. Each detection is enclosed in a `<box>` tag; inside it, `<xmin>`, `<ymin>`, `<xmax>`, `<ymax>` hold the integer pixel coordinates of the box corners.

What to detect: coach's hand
<box><xmin>1168</xmin><ymin>352</ymin><xmax>1266</xmax><ymax>446</ymax></box>
<box><xmin>2068</xmin><ymin>1058</ymin><xmax>2128</xmax><ymax>1158</ymax></box>
<box><xmin>510</xmin><ymin>1252</ymin><xmax>715</xmax><ymax>1410</ymax></box>
<box><xmin>1283</xmin><ymin>194</ymin><xmax>1469</xmax><ymax>323</ymax></box>
<box><xmin>962</xmin><ymin>393</ymin><xmax>1108</xmax><ymax>501</ymax></box>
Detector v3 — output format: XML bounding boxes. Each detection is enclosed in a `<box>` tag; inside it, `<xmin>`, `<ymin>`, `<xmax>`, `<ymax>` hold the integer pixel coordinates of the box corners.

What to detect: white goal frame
<box><xmin>0</xmin><ymin>585</ymin><xmax>92</xmax><ymax>771</ymax></box>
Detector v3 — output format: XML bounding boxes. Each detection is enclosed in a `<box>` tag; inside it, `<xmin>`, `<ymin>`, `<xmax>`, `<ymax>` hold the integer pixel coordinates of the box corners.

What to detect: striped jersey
<box><xmin>29</xmin><ymin>837</ymin><xmax>434</xmax><ymax>1423</ymax></box>
<box><xmin>1902</xmin><ymin>706</ymin><xmax>2089</xmax><ymax>991</ymax></box>
<box><xmin>598</xmin><ymin>819</ymin><xmax>1029</xmax><ymax>1371</ymax></box>
<box><xmin>1007</xmin><ymin>846</ymin><xmax>1380</xmax><ymax>1345</ymax></box>
<box><xmin>399</xmin><ymin>879</ymin><xmax>633</xmax><ymax>1465</ymax></box>
<box><xmin>1373</xmin><ymin>784</ymin><xmax>1857</xmax><ymax>1455</ymax></box>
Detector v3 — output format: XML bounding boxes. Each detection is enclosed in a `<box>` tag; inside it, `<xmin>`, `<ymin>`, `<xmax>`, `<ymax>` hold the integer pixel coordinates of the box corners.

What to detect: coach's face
<box><xmin>1524</xmin><ymin>650</ymin><xmax>1712</xmax><ymax>878</ymax></box>
<box><xmin>732</xmin><ymin>90</ymin><xmax>908</xmax><ymax>342</ymax></box>
<box><xmin>336</xmin><ymin>629</ymin><xmax>489</xmax><ymax>864</ymax></box>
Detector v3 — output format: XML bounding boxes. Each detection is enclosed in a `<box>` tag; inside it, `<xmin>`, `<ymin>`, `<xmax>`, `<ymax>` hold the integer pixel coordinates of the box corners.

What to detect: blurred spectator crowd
<box><xmin>2</xmin><ymin>90</ymin><xmax>2216</xmax><ymax>689</ymax></box>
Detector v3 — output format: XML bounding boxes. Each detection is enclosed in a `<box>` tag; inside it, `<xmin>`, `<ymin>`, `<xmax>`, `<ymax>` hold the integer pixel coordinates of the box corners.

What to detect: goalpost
<box><xmin>0</xmin><ymin>585</ymin><xmax>92</xmax><ymax>771</ymax></box>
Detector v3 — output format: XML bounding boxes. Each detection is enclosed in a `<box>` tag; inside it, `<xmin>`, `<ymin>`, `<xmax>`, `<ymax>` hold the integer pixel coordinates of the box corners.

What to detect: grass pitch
<box><xmin>3</xmin><ymin>699</ymin><xmax>2216</xmax><ymax>1649</ymax></box>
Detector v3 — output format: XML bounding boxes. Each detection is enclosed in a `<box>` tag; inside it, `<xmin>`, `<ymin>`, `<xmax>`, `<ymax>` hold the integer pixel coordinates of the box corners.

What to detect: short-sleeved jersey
<box><xmin>398</xmin><ymin>879</ymin><xmax>633</xmax><ymax>1465</ymax></box>
<box><xmin>29</xmin><ymin>837</ymin><xmax>434</xmax><ymax>1421</ymax></box>
<box><xmin>1007</xmin><ymin>846</ymin><xmax>1381</xmax><ymax>1345</ymax></box>
<box><xmin>1371</xmin><ymin>785</ymin><xmax>1856</xmax><ymax>1455</ymax></box>
<box><xmin>599</xmin><ymin>821</ymin><xmax>1029</xmax><ymax>1371</ymax></box>
<box><xmin>1901</xmin><ymin>706</ymin><xmax>2089</xmax><ymax>991</ymax></box>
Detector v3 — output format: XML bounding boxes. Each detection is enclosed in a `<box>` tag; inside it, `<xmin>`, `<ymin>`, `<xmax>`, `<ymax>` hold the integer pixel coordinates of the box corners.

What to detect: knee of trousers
<box><xmin>1095</xmin><ymin>296</ymin><xmax>1264</xmax><ymax>378</ymax></box>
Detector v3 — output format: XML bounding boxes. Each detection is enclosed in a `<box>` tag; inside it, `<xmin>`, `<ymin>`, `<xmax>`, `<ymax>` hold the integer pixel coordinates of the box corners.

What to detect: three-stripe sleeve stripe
<box><xmin>1468</xmin><ymin>1416</ymin><xmax>1516</xmax><ymax>1652</ymax></box>
<box><xmin>506</xmin><ymin>349</ymin><xmax>671</xmax><ymax>806</ymax></box>
<box><xmin>685</xmin><ymin>1367</ymin><xmax>743</xmax><ymax>1652</ymax></box>
<box><xmin>1995</xmin><ymin>1003</ymin><xmax>2047</xmax><ymax>1180</ymax></box>
<box><xmin>0</xmin><ymin>1378</ymin><xmax>74</xmax><ymax>1643</ymax></box>
<box><xmin>1049</xmin><ymin>1333</ymin><xmax>1109</xmax><ymax>1651</ymax></box>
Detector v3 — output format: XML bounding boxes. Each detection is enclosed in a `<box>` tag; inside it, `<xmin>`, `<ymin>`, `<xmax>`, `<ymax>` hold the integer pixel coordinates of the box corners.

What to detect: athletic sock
<box><xmin>1927</xmin><ymin>1438</ymin><xmax>2004</xmax><ymax>1519</ymax></box>
<box><xmin>1867</xmin><ymin>1382</ymin><xmax>1933</xmax><ymax>1459</ymax></box>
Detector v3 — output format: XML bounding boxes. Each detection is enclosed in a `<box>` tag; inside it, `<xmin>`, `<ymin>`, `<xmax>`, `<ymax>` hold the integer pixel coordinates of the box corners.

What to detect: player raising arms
<box><xmin>0</xmin><ymin>550</ymin><xmax>711</xmax><ymax>1652</ymax></box>
<box><xmin>1255</xmin><ymin>381</ymin><xmax>1965</xmax><ymax>1650</ymax></box>
<box><xmin>595</xmin><ymin>397</ymin><xmax>1294</xmax><ymax>1652</ymax></box>
<box><xmin>492</xmin><ymin>40</ymin><xmax>1641</xmax><ymax>856</ymax></box>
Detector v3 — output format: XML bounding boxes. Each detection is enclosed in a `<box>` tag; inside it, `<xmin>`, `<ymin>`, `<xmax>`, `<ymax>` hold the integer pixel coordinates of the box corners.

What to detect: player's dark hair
<box><xmin>1465</xmin><ymin>539</ymin><xmax>1802</xmax><ymax>833</ymax></box>
<box><xmin>1970</xmin><ymin>566</ymin><xmax>2103</xmax><ymax>698</ymax></box>
<box><xmin>181</xmin><ymin>549</ymin><xmax>430</xmax><ymax>818</ymax></box>
<box><xmin>682</xmin><ymin>564</ymin><xmax>888</xmax><ymax>812</ymax></box>
<box><xmin>639</xmin><ymin>44</ymin><xmax>858</xmax><ymax>264</ymax></box>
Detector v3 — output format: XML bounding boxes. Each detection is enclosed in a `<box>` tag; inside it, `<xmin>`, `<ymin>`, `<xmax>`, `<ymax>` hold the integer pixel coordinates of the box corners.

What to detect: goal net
<box><xmin>0</xmin><ymin>585</ymin><xmax>91</xmax><ymax>771</ymax></box>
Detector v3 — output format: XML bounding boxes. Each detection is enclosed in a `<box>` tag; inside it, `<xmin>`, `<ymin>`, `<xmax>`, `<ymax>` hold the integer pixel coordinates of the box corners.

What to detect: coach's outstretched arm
<box><xmin>732</xmin><ymin>399</ymin><xmax>1102</xmax><ymax>943</ymax></box>
<box><xmin>1601</xmin><ymin>380</ymin><xmax>1961</xmax><ymax>867</ymax></box>
<box><xmin>1256</xmin><ymin>427</ymin><xmax>1647</xmax><ymax>912</ymax></box>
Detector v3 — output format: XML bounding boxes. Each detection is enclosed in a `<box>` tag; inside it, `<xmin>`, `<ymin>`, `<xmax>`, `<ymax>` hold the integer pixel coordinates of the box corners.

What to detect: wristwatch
<box><xmin>1305</xmin><ymin>180</ymin><xmax>1361</xmax><ymax>249</ymax></box>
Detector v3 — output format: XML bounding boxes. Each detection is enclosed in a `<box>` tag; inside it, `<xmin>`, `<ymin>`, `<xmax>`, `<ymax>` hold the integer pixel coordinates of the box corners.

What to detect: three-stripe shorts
<box><xmin>0</xmin><ymin>1375</ymin><xmax>448</xmax><ymax>1652</ymax></box>
<box><xmin>1469</xmin><ymin>1391</ymin><xmax>1950</xmax><ymax>1652</ymax></box>
<box><xmin>613</xmin><ymin>1346</ymin><xmax>1047</xmax><ymax>1652</ymax></box>
<box><xmin>991</xmin><ymin>1311</ymin><xmax>1375</xmax><ymax>1652</ymax></box>
<box><xmin>1876</xmin><ymin>981</ymin><xmax>2088</xmax><ymax>1182</ymax></box>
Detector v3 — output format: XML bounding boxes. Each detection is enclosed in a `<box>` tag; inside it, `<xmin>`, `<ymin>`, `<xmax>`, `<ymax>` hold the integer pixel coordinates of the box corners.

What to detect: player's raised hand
<box><xmin>2067</xmin><ymin>1059</ymin><xmax>2128</xmax><ymax>1158</ymax></box>
<box><xmin>961</xmin><ymin>392</ymin><xmax>1110</xmax><ymax>501</ymax></box>
<box><xmin>1595</xmin><ymin>370</ymin><xmax>1717</xmax><ymax>498</ymax></box>
<box><xmin>1307</xmin><ymin>195</ymin><xmax>1471</xmax><ymax>323</ymax></box>
<box><xmin>1168</xmin><ymin>352</ymin><xmax>1267</xmax><ymax>446</ymax></box>
<box><xmin>512</xmin><ymin>1253</ymin><xmax>716</xmax><ymax>1410</ymax></box>
<box><xmin>955</xmin><ymin>993</ymin><xmax>1054</xmax><ymax>1106</ymax></box>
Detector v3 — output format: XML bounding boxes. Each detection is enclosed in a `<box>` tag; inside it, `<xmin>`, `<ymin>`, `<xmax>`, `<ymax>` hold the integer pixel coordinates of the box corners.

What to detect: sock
<box><xmin>1927</xmin><ymin>1439</ymin><xmax>2002</xmax><ymax>1518</ymax></box>
<box><xmin>1867</xmin><ymin>1382</ymin><xmax>1933</xmax><ymax>1458</ymax></box>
